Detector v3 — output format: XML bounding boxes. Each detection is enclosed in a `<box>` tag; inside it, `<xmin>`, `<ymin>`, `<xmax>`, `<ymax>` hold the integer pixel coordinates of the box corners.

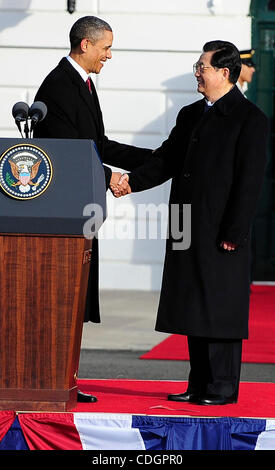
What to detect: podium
<box><xmin>0</xmin><ymin>138</ymin><xmax>106</xmax><ymax>411</ymax></box>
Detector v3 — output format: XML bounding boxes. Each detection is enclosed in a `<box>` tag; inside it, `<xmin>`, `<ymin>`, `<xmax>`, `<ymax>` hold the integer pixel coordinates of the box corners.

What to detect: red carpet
<box><xmin>75</xmin><ymin>379</ymin><xmax>275</xmax><ymax>418</ymax></box>
<box><xmin>140</xmin><ymin>285</ymin><xmax>275</xmax><ymax>363</ymax></box>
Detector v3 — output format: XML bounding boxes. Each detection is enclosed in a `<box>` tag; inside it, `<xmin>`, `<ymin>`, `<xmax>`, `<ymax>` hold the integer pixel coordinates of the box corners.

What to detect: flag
<box><xmin>0</xmin><ymin>411</ymin><xmax>275</xmax><ymax>451</ymax></box>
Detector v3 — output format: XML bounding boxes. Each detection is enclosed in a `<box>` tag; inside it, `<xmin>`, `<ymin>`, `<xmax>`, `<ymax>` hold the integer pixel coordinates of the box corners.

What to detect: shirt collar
<box><xmin>205</xmin><ymin>99</ymin><xmax>214</xmax><ymax>107</ymax></box>
<box><xmin>66</xmin><ymin>55</ymin><xmax>90</xmax><ymax>83</ymax></box>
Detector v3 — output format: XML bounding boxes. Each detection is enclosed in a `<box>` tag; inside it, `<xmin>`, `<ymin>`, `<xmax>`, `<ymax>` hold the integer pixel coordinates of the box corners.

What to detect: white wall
<box><xmin>0</xmin><ymin>0</ymin><xmax>252</xmax><ymax>290</ymax></box>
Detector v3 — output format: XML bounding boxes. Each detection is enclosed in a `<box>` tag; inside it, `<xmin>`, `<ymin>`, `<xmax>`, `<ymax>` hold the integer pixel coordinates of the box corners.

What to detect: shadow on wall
<box><xmin>131</xmin><ymin>72</ymin><xmax>199</xmax><ymax>147</ymax></box>
<box><xmin>104</xmin><ymin>73</ymin><xmax>200</xmax><ymax>290</ymax></box>
<box><xmin>0</xmin><ymin>1</ymin><xmax>31</xmax><ymax>31</ymax></box>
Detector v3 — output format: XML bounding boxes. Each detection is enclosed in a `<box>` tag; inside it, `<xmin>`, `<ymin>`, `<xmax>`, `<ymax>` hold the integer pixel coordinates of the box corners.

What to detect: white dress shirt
<box><xmin>66</xmin><ymin>55</ymin><xmax>90</xmax><ymax>83</ymax></box>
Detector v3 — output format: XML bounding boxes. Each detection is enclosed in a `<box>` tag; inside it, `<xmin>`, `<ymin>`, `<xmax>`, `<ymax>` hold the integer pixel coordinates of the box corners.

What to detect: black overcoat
<box><xmin>33</xmin><ymin>57</ymin><xmax>151</xmax><ymax>322</ymax></box>
<box><xmin>129</xmin><ymin>86</ymin><xmax>268</xmax><ymax>339</ymax></box>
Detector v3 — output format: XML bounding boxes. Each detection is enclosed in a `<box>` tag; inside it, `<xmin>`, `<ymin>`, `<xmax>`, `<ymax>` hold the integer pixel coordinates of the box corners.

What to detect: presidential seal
<box><xmin>0</xmin><ymin>144</ymin><xmax>53</xmax><ymax>200</ymax></box>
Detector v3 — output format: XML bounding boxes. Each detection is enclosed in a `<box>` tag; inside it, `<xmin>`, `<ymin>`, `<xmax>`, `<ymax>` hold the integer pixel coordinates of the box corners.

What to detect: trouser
<box><xmin>187</xmin><ymin>336</ymin><xmax>243</xmax><ymax>398</ymax></box>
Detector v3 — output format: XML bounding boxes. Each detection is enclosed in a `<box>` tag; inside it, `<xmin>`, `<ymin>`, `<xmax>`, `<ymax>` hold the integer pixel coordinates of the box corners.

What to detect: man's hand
<box><xmin>220</xmin><ymin>241</ymin><xmax>238</xmax><ymax>251</ymax></box>
<box><xmin>109</xmin><ymin>172</ymin><xmax>131</xmax><ymax>197</ymax></box>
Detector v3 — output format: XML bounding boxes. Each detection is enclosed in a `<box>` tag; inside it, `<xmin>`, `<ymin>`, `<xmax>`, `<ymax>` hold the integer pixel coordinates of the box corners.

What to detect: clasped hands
<box><xmin>109</xmin><ymin>172</ymin><xmax>131</xmax><ymax>198</ymax></box>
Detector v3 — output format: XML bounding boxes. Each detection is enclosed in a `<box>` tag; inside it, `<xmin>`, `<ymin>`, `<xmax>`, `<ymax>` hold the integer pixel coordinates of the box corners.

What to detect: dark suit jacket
<box><xmin>34</xmin><ymin>57</ymin><xmax>151</xmax><ymax>321</ymax></box>
<box><xmin>129</xmin><ymin>86</ymin><xmax>268</xmax><ymax>339</ymax></box>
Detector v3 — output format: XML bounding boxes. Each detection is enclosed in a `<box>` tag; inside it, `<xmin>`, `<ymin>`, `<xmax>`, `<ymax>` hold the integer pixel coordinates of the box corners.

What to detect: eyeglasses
<box><xmin>193</xmin><ymin>62</ymin><xmax>215</xmax><ymax>74</ymax></box>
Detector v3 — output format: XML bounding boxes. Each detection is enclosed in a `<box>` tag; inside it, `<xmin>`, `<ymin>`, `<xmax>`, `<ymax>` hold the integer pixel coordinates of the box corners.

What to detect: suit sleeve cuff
<box><xmin>103</xmin><ymin>165</ymin><xmax>112</xmax><ymax>189</ymax></box>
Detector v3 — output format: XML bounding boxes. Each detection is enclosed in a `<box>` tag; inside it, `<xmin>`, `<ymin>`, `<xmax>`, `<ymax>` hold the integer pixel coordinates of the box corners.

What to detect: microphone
<box><xmin>12</xmin><ymin>101</ymin><xmax>29</xmax><ymax>122</ymax></box>
<box><xmin>29</xmin><ymin>101</ymin><xmax>47</xmax><ymax>129</ymax></box>
<box><xmin>12</xmin><ymin>102</ymin><xmax>29</xmax><ymax>137</ymax></box>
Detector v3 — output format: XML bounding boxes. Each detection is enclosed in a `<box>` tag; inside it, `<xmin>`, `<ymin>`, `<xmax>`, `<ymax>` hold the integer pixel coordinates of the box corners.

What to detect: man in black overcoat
<box><xmin>116</xmin><ymin>41</ymin><xmax>269</xmax><ymax>405</ymax></box>
<box><xmin>33</xmin><ymin>16</ymin><xmax>152</xmax><ymax>402</ymax></box>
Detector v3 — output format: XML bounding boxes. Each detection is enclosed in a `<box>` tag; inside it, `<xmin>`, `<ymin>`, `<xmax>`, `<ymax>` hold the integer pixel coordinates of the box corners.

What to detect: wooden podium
<box><xmin>0</xmin><ymin>138</ymin><xmax>106</xmax><ymax>411</ymax></box>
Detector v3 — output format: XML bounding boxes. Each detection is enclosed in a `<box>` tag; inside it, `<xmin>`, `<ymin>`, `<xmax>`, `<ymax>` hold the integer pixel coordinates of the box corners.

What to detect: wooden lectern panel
<box><xmin>0</xmin><ymin>234</ymin><xmax>92</xmax><ymax>411</ymax></box>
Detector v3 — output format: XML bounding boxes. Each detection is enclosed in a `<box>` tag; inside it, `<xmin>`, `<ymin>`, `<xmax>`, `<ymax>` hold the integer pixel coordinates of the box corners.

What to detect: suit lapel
<box><xmin>58</xmin><ymin>58</ymin><xmax>104</xmax><ymax>137</ymax></box>
<box><xmin>88</xmin><ymin>77</ymin><xmax>105</xmax><ymax>136</ymax></box>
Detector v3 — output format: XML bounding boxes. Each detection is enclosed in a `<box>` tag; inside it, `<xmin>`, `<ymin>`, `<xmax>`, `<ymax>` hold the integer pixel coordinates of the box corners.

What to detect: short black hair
<box><xmin>69</xmin><ymin>16</ymin><xmax>112</xmax><ymax>49</ymax></box>
<box><xmin>203</xmin><ymin>40</ymin><xmax>241</xmax><ymax>84</ymax></box>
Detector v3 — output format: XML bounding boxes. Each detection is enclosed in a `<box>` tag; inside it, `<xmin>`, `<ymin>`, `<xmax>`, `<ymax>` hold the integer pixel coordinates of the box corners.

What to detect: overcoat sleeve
<box><xmin>128</xmin><ymin>108</ymin><xmax>186</xmax><ymax>191</ymax></box>
<box><xmin>103</xmin><ymin>136</ymin><xmax>153</xmax><ymax>173</ymax></box>
<box><xmin>218</xmin><ymin>108</ymin><xmax>269</xmax><ymax>246</ymax></box>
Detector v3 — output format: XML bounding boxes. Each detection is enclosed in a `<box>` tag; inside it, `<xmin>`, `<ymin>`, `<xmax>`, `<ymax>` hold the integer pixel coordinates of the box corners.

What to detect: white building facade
<box><xmin>0</xmin><ymin>0</ymin><xmax>252</xmax><ymax>290</ymax></box>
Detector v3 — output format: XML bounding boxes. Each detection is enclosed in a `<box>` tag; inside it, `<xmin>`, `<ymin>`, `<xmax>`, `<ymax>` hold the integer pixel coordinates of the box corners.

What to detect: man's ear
<box><xmin>80</xmin><ymin>38</ymin><xmax>89</xmax><ymax>53</ymax></box>
<box><xmin>223</xmin><ymin>67</ymin><xmax>230</xmax><ymax>81</ymax></box>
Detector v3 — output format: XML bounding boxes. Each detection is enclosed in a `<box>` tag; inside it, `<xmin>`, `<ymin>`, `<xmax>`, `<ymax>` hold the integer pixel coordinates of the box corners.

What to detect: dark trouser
<box><xmin>187</xmin><ymin>336</ymin><xmax>243</xmax><ymax>398</ymax></box>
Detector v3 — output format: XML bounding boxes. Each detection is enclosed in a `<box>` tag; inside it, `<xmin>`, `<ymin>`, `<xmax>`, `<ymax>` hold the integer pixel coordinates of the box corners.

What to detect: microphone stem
<box><xmin>24</xmin><ymin>120</ymin><xmax>29</xmax><ymax>138</ymax></box>
<box><xmin>15</xmin><ymin>121</ymin><xmax>24</xmax><ymax>138</ymax></box>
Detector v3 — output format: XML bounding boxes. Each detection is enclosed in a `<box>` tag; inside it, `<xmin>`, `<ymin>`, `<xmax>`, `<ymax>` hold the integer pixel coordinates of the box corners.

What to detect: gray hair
<box><xmin>69</xmin><ymin>16</ymin><xmax>112</xmax><ymax>49</ymax></box>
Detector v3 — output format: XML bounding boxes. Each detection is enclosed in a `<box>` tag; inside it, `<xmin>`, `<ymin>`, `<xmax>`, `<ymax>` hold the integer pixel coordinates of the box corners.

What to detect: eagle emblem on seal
<box><xmin>9</xmin><ymin>158</ymin><xmax>43</xmax><ymax>193</ymax></box>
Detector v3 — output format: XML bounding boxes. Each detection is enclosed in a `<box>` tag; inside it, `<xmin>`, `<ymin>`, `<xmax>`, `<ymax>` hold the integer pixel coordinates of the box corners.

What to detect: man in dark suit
<box><xmin>33</xmin><ymin>16</ymin><xmax>152</xmax><ymax>402</ymax></box>
<box><xmin>116</xmin><ymin>41</ymin><xmax>268</xmax><ymax>405</ymax></box>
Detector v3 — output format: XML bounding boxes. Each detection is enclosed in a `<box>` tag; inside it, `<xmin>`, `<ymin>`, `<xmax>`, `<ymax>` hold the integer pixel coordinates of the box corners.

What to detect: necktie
<box><xmin>86</xmin><ymin>77</ymin><xmax>92</xmax><ymax>93</ymax></box>
<box><xmin>204</xmin><ymin>103</ymin><xmax>212</xmax><ymax>113</ymax></box>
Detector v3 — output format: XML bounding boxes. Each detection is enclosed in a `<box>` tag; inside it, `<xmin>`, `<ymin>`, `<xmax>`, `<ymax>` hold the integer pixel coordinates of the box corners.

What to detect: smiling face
<box><xmin>87</xmin><ymin>30</ymin><xmax>113</xmax><ymax>74</ymax></box>
<box><xmin>194</xmin><ymin>50</ymin><xmax>231</xmax><ymax>102</ymax></box>
<box><xmin>76</xmin><ymin>29</ymin><xmax>113</xmax><ymax>74</ymax></box>
<box><xmin>195</xmin><ymin>51</ymin><xmax>222</xmax><ymax>98</ymax></box>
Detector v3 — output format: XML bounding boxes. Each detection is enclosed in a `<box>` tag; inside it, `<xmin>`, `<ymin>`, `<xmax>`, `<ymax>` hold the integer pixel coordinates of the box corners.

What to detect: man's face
<box><xmin>194</xmin><ymin>51</ymin><xmax>227</xmax><ymax>99</ymax></box>
<box><xmin>85</xmin><ymin>30</ymin><xmax>113</xmax><ymax>74</ymax></box>
<box><xmin>239</xmin><ymin>63</ymin><xmax>255</xmax><ymax>83</ymax></box>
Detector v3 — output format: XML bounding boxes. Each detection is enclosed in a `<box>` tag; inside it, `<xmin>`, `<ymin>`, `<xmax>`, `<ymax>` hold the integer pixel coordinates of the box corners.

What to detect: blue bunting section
<box><xmin>0</xmin><ymin>411</ymin><xmax>275</xmax><ymax>451</ymax></box>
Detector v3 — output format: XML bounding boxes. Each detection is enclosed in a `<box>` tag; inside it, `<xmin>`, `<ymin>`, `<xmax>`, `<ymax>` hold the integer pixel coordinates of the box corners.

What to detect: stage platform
<box><xmin>1</xmin><ymin>379</ymin><xmax>275</xmax><ymax>451</ymax></box>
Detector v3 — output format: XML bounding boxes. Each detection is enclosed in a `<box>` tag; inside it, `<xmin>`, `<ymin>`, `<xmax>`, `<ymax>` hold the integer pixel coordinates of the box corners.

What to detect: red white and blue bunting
<box><xmin>0</xmin><ymin>411</ymin><xmax>275</xmax><ymax>451</ymax></box>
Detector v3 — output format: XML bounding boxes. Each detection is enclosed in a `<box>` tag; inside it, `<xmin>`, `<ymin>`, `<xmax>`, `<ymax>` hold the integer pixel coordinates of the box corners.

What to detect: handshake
<box><xmin>109</xmin><ymin>172</ymin><xmax>131</xmax><ymax>198</ymax></box>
